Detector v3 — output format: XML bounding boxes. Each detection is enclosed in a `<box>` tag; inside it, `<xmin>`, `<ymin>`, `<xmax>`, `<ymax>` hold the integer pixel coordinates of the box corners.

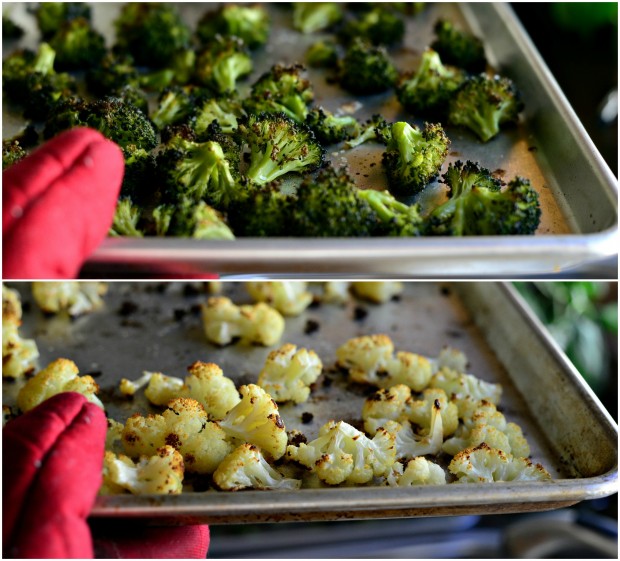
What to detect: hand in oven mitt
<box><xmin>3</xmin><ymin>392</ymin><xmax>210</xmax><ymax>559</ymax></box>
<box><xmin>2</xmin><ymin>128</ymin><xmax>124</xmax><ymax>280</ymax></box>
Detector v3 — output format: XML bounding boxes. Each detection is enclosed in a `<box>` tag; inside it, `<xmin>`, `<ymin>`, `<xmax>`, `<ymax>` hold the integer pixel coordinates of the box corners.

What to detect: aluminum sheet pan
<box><xmin>3</xmin><ymin>282</ymin><xmax>617</xmax><ymax>523</ymax></box>
<box><xmin>2</xmin><ymin>3</ymin><xmax>618</xmax><ymax>277</ymax></box>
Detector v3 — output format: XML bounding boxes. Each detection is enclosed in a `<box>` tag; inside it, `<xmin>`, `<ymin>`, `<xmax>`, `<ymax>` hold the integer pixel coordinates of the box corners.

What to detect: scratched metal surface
<box><xmin>3</xmin><ymin>281</ymin><xmax>617</xmax><ymax>522</ymax></box>
<box><xmin>2</xmin><ymin>3</ymin><xmax>617</xmax><ymax>276</ymax></box>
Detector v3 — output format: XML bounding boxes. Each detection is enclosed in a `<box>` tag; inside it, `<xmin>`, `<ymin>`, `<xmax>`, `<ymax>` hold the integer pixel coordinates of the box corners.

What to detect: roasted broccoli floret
<box><xmin>345</xmin><ymin>113</ymin><xmax>391</xmax><ymax>149</ymax></box>
<box><xmin>194</xmin><ymin>36</ymin><xmax>253</xmax><ymax>94</ymax></box>
<box><xmin>112</xmin><ymin>84</ymin><xmax>150</xmax><ymax>116</ymax></box>
<box><xmin>293</xmin><ymin>3</ymin><xmax>343</xmax><ymax>34</ymax></box>
<box><xmin>167</xmin><ymin>200</ymin><xmax>236</xmax><ymax>240</ymax></box>
<box><xmin>243</xmin><ymin>64</ymin><xmax>314</xmax><ymax>123</ymax></box>
<box><xmin>236</xmin><ymin>112</ymin><xmax>324</xmax><ymax>186</ymax></box>
<box><xmin>339</xmin><ymin>38</ymin><xmax>398</xmax><ymax>95</ymax></box>
<box><xmin>113</xmin><ymin>2</ymin><xmax>191</xmax><ymax>68</ymax></box>
<box><xmin>305</xmin><ymin>107</ymin><xmax>361</xmax><ymax>145</ymax></box>
<box><xmin>291</xmin><ymin>165</ymin><xmax>378</xmax><ymax>237</ymax></box>
<box><xmin>110</xmin><ymin>198</ymin><xmax>144</xmax><ymax>238</ymax></box>
<box><xmin>190</xmin><ymin>94</ymin><xmax>246</xmax><ymax>137</ymax></box>
<box><xmin>1</xmin><ymin>125</ymin><xmax>38</xmax><ymax>169</ymax></box>
<box><xmin>150</xmin><ymin>86</ymin><xmax>194</xmax><ymax>131</ymax></box>
<box><xmin>85</xmin><ymin>52</ymin><xmax>140</xmax><ymax>96</ymax></box>
<box><xmin>197</xmin><ymin>4</ymin><xmax>270</xmax><ymax>50</ymax></box>
<box><xmin>448</xmin><ymin>74</ymin><xmax>524</xmax><ymax>142</ymax></box>
<box><xmin>431</xmin><ymin>19</ymin><xmax>487</xmax><ymax>73</ymax></box>
<box><xmin>227</xmin><ymin>183</ymin><xmax>292</xmax><ymax>237</ymax></box>
<box><xmin>31</xmin><ymin>2</ymin><xmax>91</xmax><ymax>40</ymax></box>
<box><xmin>157</xmin><ymin>134</ymin><xmax>242</xmax><ymax>207</ymax></box>
<box><xmin>396</xmin><ymin>49</ymin><xmax>465</xmax><ymax>117</ymax></box>
<box><xmin>48</xmin><ymin>17</ymin><xmax>106</xmax><ymax>70</ymax></box>
<box><xmin>305</xmin><ymin>40</ymin><xmax>339</xmax><ymax>69</ymax></box>
<box><xmin>358</xmin><ymin>189</ymin><xmax>425</xmax><ymax>236</ymax></box>
<box><xmin>2</xmin><ymin>13</ymin><xmax>24</xmax><ymax>39</ymax></box>
<box><xmin>427</xmin><ymin>160</ymin><xmax>541</xmax><ymax>235</ymax></box>
<box><xmin>382</xmin><ymin>121</ymin><xmax>450</xmax><ymax>196</ymax></box>
<box><xmin>339</xmin><ymin>6</ymin><xmax>405</xmax><ymax>46</ymax></box>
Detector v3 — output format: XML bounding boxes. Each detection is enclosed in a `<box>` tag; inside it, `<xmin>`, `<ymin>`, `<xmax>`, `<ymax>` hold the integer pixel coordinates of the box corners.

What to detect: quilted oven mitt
<box><xmin>3</xmin><ymin>392</ymin><xmax>210</xmax><ymax>559</ymax></box>
<box><xmin>2</xmin><ymin>128</ymin><xmax>124</xmax><ymax>280</ymax></box>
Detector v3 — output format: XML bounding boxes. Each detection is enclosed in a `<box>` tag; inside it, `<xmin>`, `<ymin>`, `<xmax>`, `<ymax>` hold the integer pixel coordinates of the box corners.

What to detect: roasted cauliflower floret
<box><xmin>386</xmin><ymin>457</ymin><xmax>447</xmax><ymax>486</ymax></box>
<box><xmin>16</xmin><ymin>358</ymin><xmax>103</xmax><ymax>412</ymax></box>
<box><xmin>245</xmin><ymin>282</ymin><xmax>314</xmax><ymax>316</ymax></box>
<box><xmin>336</xmin><ymin>334</ymin><xmax>432</xmax><ymax>391</ymax></box>
<box><xmin>362</xmin><ymin>384</ymin><xmax>413</xmax><ymax>435</ymax></box>
<box><xmin>408</xmin><ymin>388</ymin><xmax>459</xmax><ymax>437</ymax></box>
<box><xmin>101</xmin><ymin>445</ymin><xmax>184</xmax><ymax>495</ymax></box>
<box><xmin>106</xmin><ymin>418</ymin><xmax>126</xmax><ymax>454</ymax></box>
<box><xmin>183</xmin><ymin>361</ymin><xmax>241</xmax><ymax>419</ymax></box>
<box><xmin>321</xmin><ymin>282</ymin><xmax>351</xmax><ymax>304</ymax></box>
<box><xmin>257</xmin><ymin>344</ymin><xmax>323</xmax><ymax>404</ymax></box>
<box><xmin>448</xmin><ymin>443</ymin><xmax>551</xmax><ymax>483</ymax></box>
<box><xmin>201</xmin><ymin>296</ymin><xmax>285</xmax><ymax>346</ymax></box>
<box><xmin>432</xmin><ymin>345</ymin><xmax>469</xmax><ymax>374</ymax></box>
<box><xmin>350</xmin><ymin>282</ymin><xmax>403</xmax><ymax>303</ymax></box>
<box><xmin>31</xmin><ymin>281</ymin><xmax>107</xmax><ymax>316</ymax></box>
<box><xmin>213</xmin><ymin>443</ymin><xmax>302</xmax><ymax>491</ymax></box>
<box><xmin>2</xmin><ymin>285</ymin><xmax>39</xmax><ymax>379</ymax></box>
<box><xmin>120</xmin><ymin>371</ymin><xmax>185</xmax><ymax>406</ymax></box>
<box><xmin>219</xmin><ymin>384</ymin><xmax>288</xmax><ymax>460</ymax></box>
<box><xmin>3</xmin><ymin>405</ymin><xmax>14</xmax><ymax>426</ymax></box>
<box><xmin>122</xmin><ymin>398</ymin><xmax>233</xmax><ymax>474</ymax></box>
<box><xmin>430</xmin><ymin>367</ymin><xmax>502</xmax><ymax>410</ymax></box>
<box><xmin>286</xmin><ymin>420</ymin><xmax>396</xmax><ymax>485</ymax></box>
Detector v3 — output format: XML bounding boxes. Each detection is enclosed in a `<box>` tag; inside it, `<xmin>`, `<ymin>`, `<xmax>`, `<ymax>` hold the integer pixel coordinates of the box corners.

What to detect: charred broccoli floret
<box><xmin>431</xmin><ymin>19</ymin><xmax>487</xmax><ymax>73</ymax></box>
<box><xmin>48</xmin><ymin>17</ymin><xmax>106</xmax><ymax>70</ymax></box>
<box><xmin>243</xmin><ymin>64</ymin><xmax>314</xmax><ymax>123</ymax></box>
<box><xmin>305</xmin><ymin>40</ymin><xmax>340</xmax><ymax>69</ymax></box>
<box><xmin>339</xmin><ymin>6</ymin><xmax>405</xmax><ymax>46</ymax></box>
<box><xmin>31</xmin><ymin>2</ymin><xmax>91</xmax><ymax>40</ymax></box>
<box><xmin>291</xmin><ymin>165</ymin><xmax>378</xmax><ymax>237</ymax></box>
<box><xmin>448</xmin><ymin>74</ymin><xmax>524</xmax><ymax>142</ymax></box>
<box><xmin>427</xmin><ymin>160</ymin><xmax>541</xmax><ymax>236</ymax></box>
<box><xmin>166</xmin><ymin>200</ymin><xmax>235</xmax><ymax>240</ymax></box>
<box><xmin>227</xmin><ymin>183</ymin><xmax>292</xmax><ymax>237</ymax></box>
<box><xmin>196</xmin><ymin>4</ymin><xmax>270</xmax><ymax>50</ymax></box>
<box><xmin>339</xmin><ymin>38</ymin><xmax>398</xmax><ymax>95</ymax></box>
<box><xmin>190</xmin><ymin>94</ymin><xmax>246</xmax><ymax>137</ymax></box>
<box><xmin>119</xmin><ymin>144</ymin><xmax>157</xmax><ymax>204</ymax></box>
<box><xmin>396</xmin><ymin>49</ymin><xmax>465</xmax><ymax>117</ymax></box>
<box><xmin>85</xmin><ymin>52</ymin><xmax>140</xmax><ymax>96</ymax></box>
<box><xmin>358</xmin><ymin>189</ymin><xmax>425</xmax><ymax>237</ymax></box>
<box><xmin>236</xmin><ymin>112</ymin><xmax>325</xmax><ymax>186</ymax></box>
<box><xmin>382</xmin><ymin>121</ymin><xmax>450</xmax><ymax>196</ymax></box>
<box><xmin>194</xmin><ymin>36</ymin><xmax>253</xmax><ymax>94</ymax></box>
<box><xmin>293</xmin><ymin>3</ymin><xmax>343</xmax><ymax>34</ymax></box>
<box><xmin>305</xmin><ymin>107</ymin><xmax>360</xmax><ymax>145</ymax></box>
<box><xmin>111</xmin><ymin>84</ymin><xmax>150</xmax><ymax>116</ymax></box>
<box><xmin>2</xmin><ymin>125</ymin><xmax>38</xmax><ymax>170</ymax></box>
<box><xmin>150</xmin><ymin>86</ymin><xmax>194</xmax><ymax>131</ymax></box>
<box><xmin>113</xmin><ymin>2</ymin><xmax>191</xmax><ymax>68</ymax></box>
<box><xmin>345</xmin><ymin>113</ymin><xmax>391</xmax><ymax>149</ymax></box>
<box><xmin>157</xmin><ymin>135</ymin><xmax>242</xmax><ymax>208</ymax></box>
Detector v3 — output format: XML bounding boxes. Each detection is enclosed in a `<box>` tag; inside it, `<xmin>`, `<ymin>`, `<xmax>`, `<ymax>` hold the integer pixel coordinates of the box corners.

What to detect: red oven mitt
<box><xmin>3</xmin><ymin>392</ymin><xmax>210</xmax><ymax>559</ymax></box>
<box><xmin>2</xmin><ymin>128</ymin><xmax>124</xmax><ymax>280</ymax></box>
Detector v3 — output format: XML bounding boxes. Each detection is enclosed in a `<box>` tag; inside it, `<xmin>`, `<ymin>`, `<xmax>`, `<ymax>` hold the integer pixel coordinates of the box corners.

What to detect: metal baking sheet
<box><xmin>2</xmin><ymin>3</ymin><xmax>618</xmax><ymax>277</ymax></box>
<box><xmin>3</xmin><ymin>281</ymin><xmax>617</xmax><ymax>523</ymax></box>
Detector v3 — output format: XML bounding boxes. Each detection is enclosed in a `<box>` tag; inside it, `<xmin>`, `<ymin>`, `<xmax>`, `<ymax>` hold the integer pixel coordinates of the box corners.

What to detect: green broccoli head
<box><xmin>293</xmin><ymin>3</ymin><xmax>343</xmax><ymax>34</ymax></box>
<box><xmin>48</xmin><ymin>17</ymin><xmax>106</xmax><ymax>71</ymax></box>
<box><xmin>339</xmin><ymin>6</ymin><xmax>405</xmax><ymax>46</ymax></box>
<box><xmin>305</xmin><ymin>40</ymin><xmax>340</xmax><ymax>69</ymax></box>
<box><xmin>291</xmin><ymin>165</ymin><xmax>378</xmax><ymax>237</ymax></box>
<box><xmin>345</xmin><ymin>114</ymin><xmax>392</xmax><ymax>149</ymax></box>
<box><xmin>120</xmin><ymin>144</ymin><xmax>157</xmax><ymax>205</ymax></box>
<box><xmin>85</xmin><ymin>52</ymin><xmax>140</xmax><ymax>96</ymax></box>
<box><xmin>167</xmin><ymin>199</ymin><xmax>236</xmax><ymax>240</ymax></box>
<box><xmin>150</xmin><ymin>86</ymin><xmax>194</xmax><ymax>131</ymax></box>
<box><xmin>2</xmin><ymin>140</ymin><xmax>28</xmax><ymax>170</ymax></box>
<box><xmin>196</xmin><ymin>4</ymin><xmax>270</xmax><ymax>50</ymax></box>
<box><xmin>339</xmin><ymin>38</ymin><xmax>398</xmax><ymax>95</ymax></box>
<box><xmin>227</xmin><ymin>183</ymin><xmax>292</xmax><ymax>237</ymax></box>
<box><xmin>358</xmin><ymin>189</ymin><xmax>425</xmax><ymax>237</ymax></box>
<box><xmin>431</xmin><ymin>19</ymin><xmax>487</xmax><ymax>73</ymax></box>
<box><xmin>305</xmin><ymin>107</ymin><xmax>361</xmax><ymax>146</ymax></box>
<box><xmin>157</xmin><ymin>137</ymin><xmax>242</xmax><ymax>208</ymax></box>
<box><xmin>31</xmin><ymin>2</ymin><xmax>91</xmax><ymax>40</ymax></box>
<box><xmin>113</xmin><ymin>2</ymin><xmax>191</xmax><ymax>68</ymax></box>
<box><xmin>427</xmin><ymin>160</ymin><xmax>541</xmax><ymax>235</ymax></box>
<box><xmin>448</xmin><ymin>74</ymin><xmax>524</xmax><ymax>142</ymax></box>
<box><xmin>244</xmin><ymin>64</ymin><xmax>314</xmax><ymax>123</ymax></box>
<box><xmin>236</xmin><ymin>112</ymin><xmax>325</xmax><ymax>186</ymax></box>
<box><xmin>382</xmin><ymin>121</ymin><xmax>450</xmax><ymax>196</ymax></box>
<box><xmin>194</xmin><ymin>36</ymin><xmax>253</xmax><ymax>95</ymax></box>
<box><xmin>111</xmin><ymin>84</ymin><xmax>150</xmax><ymax>116</ymax></box>
<box><xmin>396</xmin><ymin>49</ymin><xmax>465</xmax><ymax>117</ymax></box>
<box><xmin>110</xmin><ymin>198</ymin><xmax>144</xmax><ymax>237</ymax></box>
<box><xmin>190</xmin><ymin>94</ymin><xmax>246</xmax><ymax>137</ymax></box>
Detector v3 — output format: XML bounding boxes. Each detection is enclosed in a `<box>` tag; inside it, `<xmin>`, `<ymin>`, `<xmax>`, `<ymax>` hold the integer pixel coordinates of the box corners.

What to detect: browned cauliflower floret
<box><xmin>122</xmin><ymin>398</ymin><xmax>234</xmax><ymax>474</ymax></box>
<box><xmin>408</xmin><ymin>387</ymin><xmax>459</xmax><ymax>437</ymax></box>
<box><xmin>386</xmin><ymin>457</ymin><xmax>447</xmax><ymax>486</ymax></box>
<box><xmin>350</xmin><ymin>282</ymin><xmax>403</xmax><ymax>303</ymax></box>
<box><xmin>3</xmin><ymin>284</ymin><xmax>39</xmax><ymax>378</ymax></box>
<box><xmin>362</xmin><ymin>384</ymin><xmax>413</xmax><ymax>435</ymax></box>
<box><xmin>219</xmin><ymin>384</ymin><xmax>288</xmax><ymax>460</ymax></box>
<box><xmin>245</xmin><ymin>282</ymin><xmax>313</xmax><ymax>316</ymax></box>
<box><xmin>101</xmin><ymin>445</ymin><xmax>184</xmax><ymax>495</ymax></box>
<box><xmin>336</xmin><ymin>334</ymin><xmax>432</xmax><ymax>391</ymax></box>
<box><xmin>201</xmin><ymin>296</ymin><xmax>285</xmax><ymax>346</ymax></box>
<box><xmin>213</xmin><ymin>443</ymin><xmax>302</xmax><ymax>491</ymax></box>
<box><xmin>31</xmin><ymin>281</ymin><xmax>107</xmax><ymax>316</ymax></box>
<box><xmin>16</xmin><ymin>358</ymin><xmax>103</xmax><ymax>412</ymax></box>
